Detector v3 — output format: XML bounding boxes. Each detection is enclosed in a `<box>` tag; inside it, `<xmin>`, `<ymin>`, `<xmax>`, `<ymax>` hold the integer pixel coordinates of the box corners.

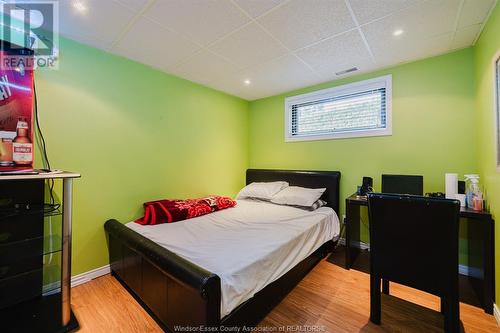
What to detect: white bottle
<box><xmin>464</xmin><ymin>174</ymin><xmax>482</xmax><ymax>210</ymax></box>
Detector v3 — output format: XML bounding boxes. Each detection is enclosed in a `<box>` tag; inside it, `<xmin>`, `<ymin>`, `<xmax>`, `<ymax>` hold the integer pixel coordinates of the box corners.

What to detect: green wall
<box><xmin>34</xmin><ymin>38</ymin><xmax>249</xmax><ymax>275</ymax></box>
<box><xmin>249</xmin><ymin>48</ymin><xmax>478</xmax><ymax>230</ymax></box>
<box><xmin>474</xmin><ymin>3</ymin><xmax>500</xmax><ymax>304</ymax></box>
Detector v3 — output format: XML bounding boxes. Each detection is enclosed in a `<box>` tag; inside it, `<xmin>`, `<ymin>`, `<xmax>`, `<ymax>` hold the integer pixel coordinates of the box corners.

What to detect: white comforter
<box><xmin>126</xmin><ymin>199</ymin><xmax>340</xmax><ymax>317</ymax></box>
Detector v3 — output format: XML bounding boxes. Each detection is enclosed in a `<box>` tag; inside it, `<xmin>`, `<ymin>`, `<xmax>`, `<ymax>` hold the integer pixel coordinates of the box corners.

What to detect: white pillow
<box><xmin>236</xmin><ymin>181</ymin><xmax>289</xmax><ymax>200</ymax></box>
<box><xmin>271</xmin><ymin>186</ymin><xmax>326</xmax><ymax>207</ymax></box>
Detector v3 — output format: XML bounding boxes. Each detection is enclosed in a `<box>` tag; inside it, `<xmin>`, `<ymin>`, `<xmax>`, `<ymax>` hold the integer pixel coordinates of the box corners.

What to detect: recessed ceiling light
<box><xmin>393</xmin><ymin>29</ymin><xmax>404</xmax><ymax>37</ymax></box>
<box><xmin>73</xmin><ymin>1</ymin><xmax>88</xmax><ymax>14</ymax></box>
<box><xmin>244</xmin><ymin>79</ymin><xmax>251</xmax><ymax>86</ymax></box>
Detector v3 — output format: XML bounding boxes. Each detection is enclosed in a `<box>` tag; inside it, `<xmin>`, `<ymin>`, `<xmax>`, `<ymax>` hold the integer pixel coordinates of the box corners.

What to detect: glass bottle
<box><xmin>12</xmin><ymin>117</ymin><xmax>33</xmax><ymax>165</ymax></box>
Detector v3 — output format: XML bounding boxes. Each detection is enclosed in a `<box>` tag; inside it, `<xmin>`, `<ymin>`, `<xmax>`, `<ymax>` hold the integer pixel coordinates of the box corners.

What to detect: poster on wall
<box><xmin>0</xmin><ymin>50</ymin><xmax>35</xmax><ymax>172</ymax></box>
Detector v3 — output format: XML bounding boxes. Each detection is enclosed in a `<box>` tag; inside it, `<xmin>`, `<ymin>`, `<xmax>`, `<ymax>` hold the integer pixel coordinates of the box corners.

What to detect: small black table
<box><xmin>344</xmin><ymin>193</ymin><xmax>495</xmax><ymax>314</ymax></box>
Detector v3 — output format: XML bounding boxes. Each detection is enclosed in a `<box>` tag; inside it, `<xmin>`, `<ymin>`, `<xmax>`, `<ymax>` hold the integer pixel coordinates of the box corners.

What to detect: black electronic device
<box><xmin>357</xmin><ymin>176</ymin><xmax>373</xmax><ymax>196</ymax></box>
<box><xmin>458</xmin><ymin>181</ymin><xmax>466</xmax><ymax>194</ymax></box>
<box><xmin>426</xmin><ymin>192</ymin><xmax>446</xmax><ymax>198</ymax></box>
<box><xmin>381</xmin><ymin>174</ymin><xmax>423</xmax><ymax>195</ymax></box>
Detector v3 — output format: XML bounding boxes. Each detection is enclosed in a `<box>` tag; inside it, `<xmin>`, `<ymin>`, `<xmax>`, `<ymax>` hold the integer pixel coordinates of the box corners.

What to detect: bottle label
<box><xmin>16</xmin><ymin>121</ymin><xmax>28</xmax><ymax>129</ymax></box>
<box><xmin>13</xmin><ymin>142</ymin><xmax>32</xmax><ymax>163</ymax></box>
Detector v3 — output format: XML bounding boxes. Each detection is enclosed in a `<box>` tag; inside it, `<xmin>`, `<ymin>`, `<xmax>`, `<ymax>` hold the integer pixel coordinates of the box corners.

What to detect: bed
<box><xmin>104</xmin><ymin>169</ymin><xmax>341</xmax><ymax>332</ymax></box>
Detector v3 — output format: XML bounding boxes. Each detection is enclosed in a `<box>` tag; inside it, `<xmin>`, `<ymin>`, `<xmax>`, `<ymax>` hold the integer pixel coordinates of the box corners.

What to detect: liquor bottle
<box><xmin>12</xmin><ymin>117</ymin><xmax>33</xmax><ymax>165</ymax></box>
<box><xmin>0</xmin><ymin>138</ymin><xmax>14</xmax><ymax>166</ymax></box>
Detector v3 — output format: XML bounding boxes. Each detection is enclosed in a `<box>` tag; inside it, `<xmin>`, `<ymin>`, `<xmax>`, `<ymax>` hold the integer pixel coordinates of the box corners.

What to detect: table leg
<box><xmin>345</xmin><ymin>201</ymin><xmax>361</xmax><ymax>269</ymax></box>
<box><xmin>61</xmin><ymin>178</ymin><xmax>73</xmax><ymax>326</ymax></box>
<box><xmin>483</xmin><ymin>218</ymin><xmax>494</xmax><ymax>314</ymax></box>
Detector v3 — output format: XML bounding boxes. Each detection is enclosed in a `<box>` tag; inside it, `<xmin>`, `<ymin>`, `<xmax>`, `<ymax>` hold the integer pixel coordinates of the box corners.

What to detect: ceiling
<box><xmin>56</xmin><ymin>0</ymin><xmax>497</xmax><ymax>100</ymax></box>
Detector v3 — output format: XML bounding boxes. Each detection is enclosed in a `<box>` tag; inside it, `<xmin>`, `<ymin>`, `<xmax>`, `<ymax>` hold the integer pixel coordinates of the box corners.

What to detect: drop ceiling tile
<box><xmin>59</xmin><ymin>0</ymin><xmax>136</xmax><ymax>45</ymax></box>
<box><xmin>61</xmin><ymin>31</ymin><xmax>111</xmax><ymax>50</ymax></box>
<box><xmin>348</xmin><ymin>0</ymin><xmax>424</xmax><ymax>25</ymax></box>
<box><xmin>257</xmin><ymin>0</ymin><xmax>356</xmax><ymax>51</ymax></box>
<box><xmin>112</xmin><ymin>44</ymin><xmax>164</xmax><ymax>71</ymax></box>
<box><xmin>371</xmin><ymin>31</ymin><xmax>453</xmax><ymax>68</ymax></box>
<box><xmin>170</xmin><ymin>51</ymin><xmax>255</xmax><ymax>99</ymax></box>
<box><xmin>451</xmin><ymin>24</ymin><xmax>482</xmax><ymax>49</ymax></box>
<box><xmin>209</xmin><ymin>22</ymin><xmax>288</xmax><ymax>69</ymax></box>
<box><xmin>143</xmin><ymin>0</ymin><xmax>250</xmax><ymax>46</ymax></box>
<box><xmin>233</xmin><ymin>0</ymin><xmax>285</xmax><ymax>18</ymax></box>
<box><xmin>296</xmin><ymin>30</ymin><xmax>374</xmax><ymax>81</ymax></box>
<box><xmin>204</xmin><ymin>79</ymin><xmax>258</xmax><ymax>100</ymax></box>
<box><xmin>115</xmin><ymin>0</ymin><xmax>150</xmax><ymax>11</ymax></box>
<box><xmin>112</xmin><ymin>17</ymin><xmax>200</xmax><ymax>69</ymax></box>
<box><xmin>241</xmin><ymin>54</ymin><xmax>320</xmax><ymax>98</ymax></box>
<box><xmin>362</xmin><ymin>0</ymin><xmax>460</xmax><ymax>66</ymax></box>
<box><xmin>171</xmin><ymin>49</ymin><xmax>245</xmax><ymax>89</ymax></box>
<box><xmin>457</xmin><ymin>0</ymin><xmax>496</xmax><ymax>28</ymax></box>
<box><xmin>365</xmin><ymin>0</ymin><xmax>460</xmax><ymax>40</ymax></box>
<box><xmin>166</xmin><ymin>54</ymin><xmax>256</xmax><ymax>100</ymax></box>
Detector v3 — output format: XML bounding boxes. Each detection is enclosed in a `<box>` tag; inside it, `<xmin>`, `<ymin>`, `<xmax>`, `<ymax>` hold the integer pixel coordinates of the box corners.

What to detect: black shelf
<box><xmin>42</xmin><ymin>260</ymin><xmax>63</xmax><ymax>296</ymax></box>
<box><xmin>0</xmin><ymin>207</ymin><xmax>62</xmax><ymax>221</ymax></box>
<box><xmin>0</xmin><ymin>172</ymin><xmax>80</xmax><ymax>332</ymax></box>
<box><xmin>0</xmin><ymin>234</ymin><xmax>62</xmax><ymax>263</ymax></box>
<box><xmin>0</xmin><ymin>293</ymin><xmax>79</xmax><ymax>333</ymax></box>
<box><xmin>0</xmin><ymin>254</ymin><xmax>62</xmax><ymax>306</ymax></box>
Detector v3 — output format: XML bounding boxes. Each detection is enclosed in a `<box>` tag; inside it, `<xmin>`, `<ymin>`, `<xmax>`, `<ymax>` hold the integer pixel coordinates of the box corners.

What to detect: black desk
<box><xmin>344</xmin><ymin>193</ymin><xmax>495</xmax><ymax>314</ymax></box>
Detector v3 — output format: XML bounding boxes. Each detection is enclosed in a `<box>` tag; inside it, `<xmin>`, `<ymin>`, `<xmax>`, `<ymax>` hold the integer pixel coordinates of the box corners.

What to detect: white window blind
<box><xmin>285</xmin><ymin>75</ymin><xmax>392</xmax><ymax>141</ymax></box>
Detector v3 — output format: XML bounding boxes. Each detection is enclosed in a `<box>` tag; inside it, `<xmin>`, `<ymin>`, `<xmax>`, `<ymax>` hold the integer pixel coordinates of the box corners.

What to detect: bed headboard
<box><xmin>246</xmin><ymin>169</ymin><xmax>341</xmax><ymax>215</ymax></box>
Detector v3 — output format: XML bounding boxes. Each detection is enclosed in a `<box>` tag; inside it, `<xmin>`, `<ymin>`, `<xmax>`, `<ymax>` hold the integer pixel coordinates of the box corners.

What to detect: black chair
<box><xmin>367</xmin><ymin>193</ymin><xmax>460</xmax><ymax>333</ymax></box>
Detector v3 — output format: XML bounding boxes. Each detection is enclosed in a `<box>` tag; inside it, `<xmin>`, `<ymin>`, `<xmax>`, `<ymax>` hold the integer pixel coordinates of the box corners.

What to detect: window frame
<box><xmin>284</xmin><ymin>75</ymin><xmax>393</xmax><ymax>142</ymax></box>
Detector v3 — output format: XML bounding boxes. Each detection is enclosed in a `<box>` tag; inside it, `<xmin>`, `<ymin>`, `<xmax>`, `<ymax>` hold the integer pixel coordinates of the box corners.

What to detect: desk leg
<box><xmin>382</xmin><ymin>279</ymin><xmax>390</xmax><ymax>295</ymax></box>
<box><xmin>345</xmin><ymin>201</ymin><xmax>361</xmax><ymax>270</ymax></box>
<box><xmin>483</xmin><ymin>218</ymin><xmax>494</xmax><ymax>314</ymax></box>
<box><xmin>61</xmin><ymin>178</ymin><xmax>73</xmax><ymax>326</ymax></box>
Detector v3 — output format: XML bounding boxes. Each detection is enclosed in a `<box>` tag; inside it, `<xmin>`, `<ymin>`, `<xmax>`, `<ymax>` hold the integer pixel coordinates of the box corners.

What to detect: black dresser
<box><xmin>0</xmin><ymin>172</ymin><xmax>80</xmax><ymax>333</ymax></box>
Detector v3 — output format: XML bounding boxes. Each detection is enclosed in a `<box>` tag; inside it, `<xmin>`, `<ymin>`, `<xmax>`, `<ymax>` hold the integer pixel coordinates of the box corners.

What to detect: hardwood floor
<box><xmin>71</xmin><ymin>259</ymin><xmax>499</xmax><ymax>333</ymax></box>
<box><xmin>72</xmin><ymin>273</ymin><xmax>161</xmax><ymax>333</ymax></box>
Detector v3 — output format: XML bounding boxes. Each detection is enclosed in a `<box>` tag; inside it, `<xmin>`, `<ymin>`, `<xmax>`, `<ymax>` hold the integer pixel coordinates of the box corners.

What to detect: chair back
<box><xmin>367</xmin><ymin>193</ymin><xmax>460</xmax><ymax>296</ymax></box>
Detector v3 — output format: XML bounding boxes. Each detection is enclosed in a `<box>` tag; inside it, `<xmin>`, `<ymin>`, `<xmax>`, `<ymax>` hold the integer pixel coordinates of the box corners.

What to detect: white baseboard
<box><xmin>42</xmin><ymin>265</ymin><xmax>110</xmax><ymax>296</ymax></box>
<box><xmin>494</xmin><ymin>304</ymin><xmax>500</xmax><ymax>327</ymax></box>
<box><xmin>458</xmin><ymin>265</ymin><xmax>483</xmax><ymax>279</ymax></box>
<box><xmin>338</xmin><ymin>237</ymin><xmax>370</xmax><ymax>250</ymax></box>
<box><xmin>43</xmin><ymin>264</ymin><xmax>110</xmax><ymax>296</ymax></box>
<box><xmin>71</xmin><ymin>264</ymin><xmax>110</xmax><ymax>287</ymax></box>
<box><xmin>341</xmin><ymin>239</ymin><xmax>481</xmax><ymax>278</ymax></box>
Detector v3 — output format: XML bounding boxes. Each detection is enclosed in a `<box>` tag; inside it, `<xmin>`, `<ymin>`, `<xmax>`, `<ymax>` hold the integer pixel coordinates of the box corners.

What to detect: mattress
<box><xmin>126</xmin><ymin>199</ymin><xmax>340</xmax><ymax>317</ymax></box>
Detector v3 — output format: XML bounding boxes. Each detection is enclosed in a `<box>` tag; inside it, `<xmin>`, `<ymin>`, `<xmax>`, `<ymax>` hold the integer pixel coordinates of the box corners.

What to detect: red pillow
<box><xmin>135</xmin><ymin>195</ymin><xmax>236</xmax><ymax>225</ymax></box>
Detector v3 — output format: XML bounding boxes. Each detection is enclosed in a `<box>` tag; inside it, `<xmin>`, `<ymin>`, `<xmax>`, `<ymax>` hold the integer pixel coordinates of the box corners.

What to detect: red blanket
<box><xmin>134</xmin><ymin>195</ymin><xmax>236</xmax><ymax>225</ymax></box>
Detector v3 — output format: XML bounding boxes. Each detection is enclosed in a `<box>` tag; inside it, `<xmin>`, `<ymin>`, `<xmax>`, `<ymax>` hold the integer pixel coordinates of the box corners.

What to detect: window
<box><xmin>496</xmin><ymin>55</ymin><xmax>500</xmax><ymax>169</ymax></box>
<box><xmin>285</xmin><ymin>75</ymin><xmax>392</xmax><ymax>141</ymax></box>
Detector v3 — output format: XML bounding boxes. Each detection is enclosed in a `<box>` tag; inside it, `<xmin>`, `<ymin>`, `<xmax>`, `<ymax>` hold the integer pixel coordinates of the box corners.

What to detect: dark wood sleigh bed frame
<box><xmin>104</xmin><ymin>169</ymin><xmax>341</xmax><ymax>332</ymax></box>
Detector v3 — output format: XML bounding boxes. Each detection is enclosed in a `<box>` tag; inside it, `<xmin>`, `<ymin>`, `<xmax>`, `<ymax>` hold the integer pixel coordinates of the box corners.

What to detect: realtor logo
<box><xmin>0</xmin><ymin>1</ymin><xmax>59</xmax><ymax>70</ymax></box>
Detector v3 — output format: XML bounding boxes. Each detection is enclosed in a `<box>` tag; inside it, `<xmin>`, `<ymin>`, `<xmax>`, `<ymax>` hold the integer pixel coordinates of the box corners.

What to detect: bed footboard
<box><xmin>104</xmin><ymin>219</ymin><xmax>221</xmax><ymax>331</ymax></box>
